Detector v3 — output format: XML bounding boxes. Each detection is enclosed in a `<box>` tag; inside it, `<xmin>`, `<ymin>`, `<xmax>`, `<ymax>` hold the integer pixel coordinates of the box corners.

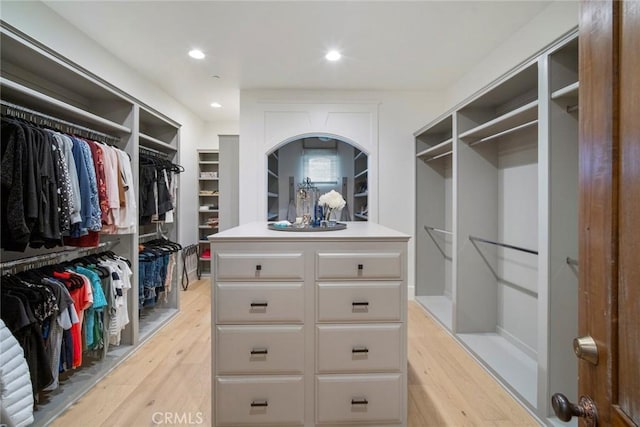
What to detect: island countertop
<box><xmin>208</xmin><ymin>221</ymin><xmax>410</xmax><ymax>243</ymax></box>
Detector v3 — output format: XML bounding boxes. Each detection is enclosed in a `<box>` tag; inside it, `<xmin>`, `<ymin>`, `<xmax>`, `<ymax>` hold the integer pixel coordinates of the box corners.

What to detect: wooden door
<box><xmin>579</xmin><ymin>0</ymin><xmax>639</xmax><ymax>425</ymax></box>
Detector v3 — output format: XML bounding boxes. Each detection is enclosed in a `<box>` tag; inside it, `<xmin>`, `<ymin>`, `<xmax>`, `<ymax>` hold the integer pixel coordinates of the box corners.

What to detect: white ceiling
<box><xmin>42</xmin><ymin>1</ymin><xmax>553</xmax><ymax>122</ymax></box>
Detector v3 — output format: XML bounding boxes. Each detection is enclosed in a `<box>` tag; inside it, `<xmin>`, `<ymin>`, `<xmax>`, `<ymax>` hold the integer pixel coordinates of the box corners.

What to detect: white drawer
<box><xmin>317</xmin><ymin>282</ymin><xmax>401</xmax><ymax>322</ymax></box>
<box><xmin>216</xmin><ymin>325</ymin><xmax>304</xmax><ymax>374</ymax></box>
<box><xmin>316</xmin><ymin>324</ymin><xmax>402</xmax><ymax>373</ymax></box>
<box><xmin>316</xmin><ymin>251</ymin><xmax>402</xmax><ymax>280</ymax></box>
<box><xmin>216</xmin><ymin>283</ymin><xmax>304</xmax><ymax>323</ymax></box>
<box><xmin>216</xmin><ymin>252</ymin><xmax>304</xmax><ymax>280</ymax></box>
<box><xmin>316</xmin><ymin>374</ymin><xmax>403</xmax><ymax>424</ymax></box>
<box><xmin>216</xmin><ymin>376</ymin><xmax>304</xmax><ymax>426</ymax></box>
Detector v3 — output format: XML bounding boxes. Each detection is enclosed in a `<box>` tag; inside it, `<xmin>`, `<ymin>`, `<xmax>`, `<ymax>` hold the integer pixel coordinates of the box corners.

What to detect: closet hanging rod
<box><xmin>468</xmin><ymin>120</ymin><xmax>538</xmax><ymax>147</ymax></box>
<box><xmin>0</xmin><ymin>240</ymin><xmax>120</xmax><ymax>271</ymax></box>
<box><xmin>426</xmin><ymin>150</ymin><xmax>453</xmax><ymax>162</ymax></box>
<box><xmin>0</xmin><ymin>100</ymin><xmax>122</xmax><ymax>144</ymax></box>
<box><xmin>566</xmin><ymin>104</ymin><xmax>579</xmax><ymax>113</ymax></box>
<box><xmin>468</xmin><ymin>235</ymin><xmax>538</xmax><ymax>255</ymax></box>
<box><xmin>424</xmin><ymin>225</ymin><xmax>453</xmax><ymax>236</ymax></box>
<box><xmin>566</xmin><ymin>257</ymin><xmax>579</xmax><ymax>266</ymax></box>
<box><xmin>138</xmin><ymin>232</ymin><xmax>160</xmax><ymax>242</ymax></box>
<box><xmin>140</xmin><ymin>145</ymin><xmax>170</xmax><ymax>158</ymax></box>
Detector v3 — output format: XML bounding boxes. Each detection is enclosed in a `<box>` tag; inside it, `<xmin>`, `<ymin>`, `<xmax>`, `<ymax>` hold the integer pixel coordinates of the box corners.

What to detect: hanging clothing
<box><xmin>0</xmin><ymin>318</ymin><xmax>34</xmax><ymax>427</ymax></box>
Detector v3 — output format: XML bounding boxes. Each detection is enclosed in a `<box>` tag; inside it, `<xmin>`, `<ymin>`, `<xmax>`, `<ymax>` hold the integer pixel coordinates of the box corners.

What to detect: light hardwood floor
<box><xmin>50</xmin><ymin>279</ymin><xmax>540</xmax><ymax>426</ymax></box>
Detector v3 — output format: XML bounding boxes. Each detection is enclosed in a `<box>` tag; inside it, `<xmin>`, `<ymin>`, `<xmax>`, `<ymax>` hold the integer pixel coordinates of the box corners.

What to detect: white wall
<box><xmin>444</xmin><ymin>0</ymin><xmax>579</xmax><ymax>110</ymax></box>
<box><xmin>203</xmin><ymin>121</ymin><xmax>241</xmax><ymax>150</ymax></box>
<box><xmin>1</xmin><ymin>0</ymin><xmax>209</xmax><ymax>246</ymax></box>
<box><xmin>240</xmin><ymin>89</ymin><xmax>445</xmax><ymax>296</ymax></box>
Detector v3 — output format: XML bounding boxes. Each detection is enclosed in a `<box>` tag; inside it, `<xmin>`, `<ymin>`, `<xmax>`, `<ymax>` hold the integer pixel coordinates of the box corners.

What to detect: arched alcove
<box><xmin>266</xmin><ymin>134</ymin><xmax>368</xmax><ymax>222</ymax></box>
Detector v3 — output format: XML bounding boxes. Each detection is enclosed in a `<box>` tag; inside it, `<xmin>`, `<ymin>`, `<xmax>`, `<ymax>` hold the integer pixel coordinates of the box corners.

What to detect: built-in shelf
<box><xmin>199</xmin><ymin>225</ymin><xmax>215</xmax><ymax>229</ymax></box>
<box><xmin>416</xmin><ymin>138</ymin><xmax>453</xmax><ymax>159</ymax></box>
<box><xmin>199</xmin><ymin>257</ymin><xmax>211</xmax><ymax>262</ymax></box>
<box><xmin>199</xmin><ymin>208</ymin><xmax>219</xmax><ymax>212</ymax></box>
<box><xmin>551</xmin><ymin>81</ymin><xmax>579</xmax><ymax>100</ymax></box>
<box><xmin>458</xmin><ymin>333</ymin><xmax>538</xmax><ymax>409</ymax></box>
<box><xmin>199</xmin><ymin>161</ymin><xmax>219</xmax><ymax>165</ymax></box>
<box><xmin>354</xmin><ymin>191</ymin><xmax>368</xmax><ymax>198</ymax></box>
<box><xmin>354</xmin><ymin>213</ymin><xmax>368</xmax><ymax>220</ymax></box>
<box><xmin>267</xmin><ymin>212</ymin><xmax>278</xmax><ymax>220</ymax></box>
<box><xmin>267</xmin><ymin>192</ymin><xmax>278</xmax><ymax>198</ymax></box>
<box><xmin>1</xmin><ymin>78</ymin><xmax>132</xmax><ymax>136</ymax></box>
<box><xmin>199</xmin><ymin>178</ymin><xmax>219</xmax><ymax>181</ymax></box>
<box><xmin>354</xmin><ymin>151</ymin><xmax>365</xmax><ymax>161</ymax></box>
<box><xmin>199</xmin><ymin>240</ymin><xmax>209</xmax><ymax>244</ymax></box>
<box><xmin>459</xmin><ymin>100</ymin><xmax>538</xmax><ymax>141</ymax></box>
<box><xmin>268</xmin><ymin>169</ymin><xmax>278</xmax><ymax>179</ymax></box>
<box><xmin>139</xmin><ymin>132</ymin><xmax>177</xmax><ymax>152</ymax></box>
<box><xmin>354</xmin><ymin>168</ymin><xmax>368</xmax><ymax>179</ymax></box>
<box><xmin>415</xmin><ymin>296</ymin><xmax>453</xmax><ymax>331</ymax></box>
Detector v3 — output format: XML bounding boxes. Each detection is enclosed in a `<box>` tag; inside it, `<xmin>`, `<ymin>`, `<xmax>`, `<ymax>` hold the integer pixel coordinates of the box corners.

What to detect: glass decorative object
<box><xmin>295</xmin><ymin>178</ymin><xmax>318</xmax><ymax>226</ymax></box>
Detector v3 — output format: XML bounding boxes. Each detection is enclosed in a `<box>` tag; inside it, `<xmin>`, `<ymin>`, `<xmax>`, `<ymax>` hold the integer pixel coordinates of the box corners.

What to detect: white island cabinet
<box><xmin>209</xmin><ymin>222</ymin><xmax>410</xmax><ymax>426</ymax></box>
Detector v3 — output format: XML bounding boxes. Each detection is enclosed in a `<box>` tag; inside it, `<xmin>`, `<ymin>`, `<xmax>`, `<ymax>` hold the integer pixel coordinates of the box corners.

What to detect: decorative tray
<box><xmin>267</xmin><ymin>222</ymin><xmax>347</xmax><ymax>232</ymax></box>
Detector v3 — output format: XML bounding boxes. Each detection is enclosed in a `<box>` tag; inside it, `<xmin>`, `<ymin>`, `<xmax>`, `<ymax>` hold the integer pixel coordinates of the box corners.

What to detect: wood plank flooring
<box><xmin>50</xmin><ymin>279</ymin><xmax>540</xmax><ymax>426</ymax></box>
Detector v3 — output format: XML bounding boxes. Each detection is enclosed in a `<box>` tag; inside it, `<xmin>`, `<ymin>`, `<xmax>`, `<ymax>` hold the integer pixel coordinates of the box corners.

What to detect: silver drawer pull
<box><xmin>250</xmin><ymin>348</ymin><xmax>268</xmax><ymax>355</ymax></box>
<box><xmin>251</xmin><ymin>400</ymin><xmax>268</xmax><ymax>407</ymax></box>
<box><xmin>351</xmin><ymin>398</ymin><xmax>368</xmax><ymax>405</ymax></box>
<box><xmin>250</xmin><ymin>302</ymin><xmax>268</xmax><ymax>308</ymax></box>
<box><xmin>352</xmin><ymin>301</ymin><xmax>369</xmax><ymax>307</ymax></box>
<box><xmin>352</xmin><ymin>347</ymin><xmax>369</xmax><ymax>354</ymax></box>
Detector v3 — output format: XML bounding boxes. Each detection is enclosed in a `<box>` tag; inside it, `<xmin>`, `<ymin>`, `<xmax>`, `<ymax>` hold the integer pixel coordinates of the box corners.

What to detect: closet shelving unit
<box><xmin>353</xmin><ymin>148</ymin><xmax>368</xmax><ymax>220</ymax></box>
<box><xmin>414</xmin><ymin>30</ymin><xmax>579</xmax><ymax>426</ymax></box>
<box><xmin>415</xmin><ymin>114</ymin><xmax>454</xmax><ymax>330</ymax></box>
<box><xmin>0</xmin><ymin>23</ymin><xmax>182</xmax><ymax>425</ymax></box>
<box><xmin>198</xmin><ymin>149</ymin><xmax>220</xmax><ymax>276</ymax></box>
<box><xmin>137</xmin><ymin>106</ymin><xmax>181</xmax><ymax>342</ymax></box>
<box><xmin>267</xmin><ymin>150</ymin><xmax>279</xmax><ymax>220</ymax></box>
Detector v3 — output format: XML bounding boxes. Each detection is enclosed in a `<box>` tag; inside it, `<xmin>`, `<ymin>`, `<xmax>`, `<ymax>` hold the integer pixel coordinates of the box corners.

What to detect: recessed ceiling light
<box><xmin>189</xmin><ymin>49</ymin><xmax>205</xmax><ymax>59</ymax></box>
<box><xmin>210</xmin><ymin>102</ymin><xmax>222</xmax><ymax>108</ymax></box>
<box><xmin>325</xmin><ymin>50</ymin><xmax>341</xmax><ymax>61</ymax></box>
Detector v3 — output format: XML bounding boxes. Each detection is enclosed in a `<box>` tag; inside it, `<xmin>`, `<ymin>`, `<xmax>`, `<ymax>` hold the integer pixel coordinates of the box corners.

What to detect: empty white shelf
<box><xmin>459</xmin><ymin>100</ymin><xmax>538</xmax><ymax>141</ymax></box>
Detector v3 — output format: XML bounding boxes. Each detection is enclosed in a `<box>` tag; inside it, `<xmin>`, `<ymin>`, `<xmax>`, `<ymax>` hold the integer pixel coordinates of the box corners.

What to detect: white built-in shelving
<box><xmin>266</xmin><ymin>150</ymin><xmax>280</xmax><ymax>220</ymax></box>
<box><xmin>0</xmin><ymin>21</ymin><xmax>182</xmax><ymax>425</ymax></box>
<box><xmin>197</xmin><ymin>150</ymin><xmax>220</xmax><ymax>276</ymax></box>
<box><xmin>414</xmin><ymin>30</ymin><xmax>579</xmax><ymax>426</ymax></box>
<box><xmin>353</xmin><ymin>148</ymin><xmax>369</xmax><ymax>220</ymax></box>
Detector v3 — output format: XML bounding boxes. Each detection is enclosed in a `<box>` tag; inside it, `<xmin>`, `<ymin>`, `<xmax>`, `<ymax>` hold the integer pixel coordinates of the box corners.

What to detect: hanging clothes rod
<box><xmin>469</xmin><ymin>120</ymin><xmax>538</xmax><ymax>147</ymax></box>
<box><xmin>469</xmin><ymin>235</ymin><xmax>538</xmax><ymax>255</ymax></box>
<box><xmin>0</xmin><ymin>240</ymin><xmax>120</xmax><ymax>271</ymax></box>
<box><xmin>0</xmin><ymin>100</ymin><xmax>122</xmax><ymax>144</ymax></box>
<box><xmin>566</xmin><ymin>104</ymin><xmax>579</xmax><ymax>113</ymax></box>
<box><xmin>138</xmin><ymin>231</ymin><xmax>160</xmax><ymax>242</ymax></box>
<box><xmin>426</xmin><ymin>150</ymin><xmax>453</xmax><ymax>162</ymax></box>
<box><xmin>424</xmin><ymin>225</ymin><xmax>453</xmax><ymax>236</ymax></box>
<box><xmin>140</xmin><ymin>145</ymin><xmax>170</xmax><ymax>158</ymax></box>
<box><xmin>566</xmin><ymin>257</ymin><xmax>579</xmax><ymax>266</ymax></box>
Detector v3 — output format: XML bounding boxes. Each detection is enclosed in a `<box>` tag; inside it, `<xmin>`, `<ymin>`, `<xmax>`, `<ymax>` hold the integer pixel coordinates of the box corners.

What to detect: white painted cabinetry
<box><xmin>414</xmin><ymin>30</ymin><xmax>579</xmax><ymax>425</ymax></box>
<box><xmin>210</xmin><ymin>222</ymin><xmax>409</xmax><ymax>426</ymax></box>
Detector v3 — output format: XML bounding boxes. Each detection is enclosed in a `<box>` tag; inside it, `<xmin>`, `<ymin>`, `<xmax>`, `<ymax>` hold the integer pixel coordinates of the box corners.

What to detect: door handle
<box><xmin>551</xmin><ymin>394</ymin><xmax>598</xmax><ymax>426</ymax></box>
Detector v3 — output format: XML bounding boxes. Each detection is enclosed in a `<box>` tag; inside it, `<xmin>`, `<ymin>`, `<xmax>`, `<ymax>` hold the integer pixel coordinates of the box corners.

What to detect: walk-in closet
<box><xmin>0</xmin><ymin>22</ymin><xmax>183</xmax><ymax>424</ymax></box>
<box><xmin>414</xmin><ymin>30</ymin><xmax>579</xmax><ymax>425</ymax></box>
